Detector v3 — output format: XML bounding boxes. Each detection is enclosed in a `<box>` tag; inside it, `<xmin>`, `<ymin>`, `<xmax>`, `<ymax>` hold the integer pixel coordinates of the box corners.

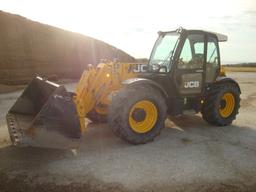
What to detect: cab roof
<box><xmin>159</xmin><ymin>28</ymin><xmax>228</xmax><ymax>42</ymax></box>
<box><xmin>197</xmin><ymin>30</ymin><xmax>228</xmax><ymax>42</ymax></box>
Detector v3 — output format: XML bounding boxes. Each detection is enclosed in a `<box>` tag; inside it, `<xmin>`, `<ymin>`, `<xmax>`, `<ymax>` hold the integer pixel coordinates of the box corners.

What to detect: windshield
<box><xmin>149</xmin><ymin>32</ymin><xmax>180</xmax><ymax>72</ymax></box>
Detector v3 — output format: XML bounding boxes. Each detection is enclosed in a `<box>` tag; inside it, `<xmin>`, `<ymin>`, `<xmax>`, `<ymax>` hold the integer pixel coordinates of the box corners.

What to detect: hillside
<box><xmin>0</xmin><ymin>11</ymin><xmax>135</xmax><ymax>84</ymax></box>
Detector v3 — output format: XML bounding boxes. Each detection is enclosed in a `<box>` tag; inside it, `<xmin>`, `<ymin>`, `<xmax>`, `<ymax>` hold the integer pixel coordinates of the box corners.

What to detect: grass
<box><xmin>223</xmin><ymin>67</ymin><xmax>256</xmax><ymax>72</ymax></box>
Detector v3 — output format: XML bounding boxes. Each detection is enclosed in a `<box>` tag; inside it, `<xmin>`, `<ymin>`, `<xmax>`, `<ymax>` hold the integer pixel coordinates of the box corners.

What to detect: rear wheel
<box><xmin>202</xmin><ymin>83</ymin><xmax>240</xmax><ymax>126</ymax></box>
<box><xmin>108</xmin><ymin>85</ymin><xmax>167</xmax><ymax>144</ymax></box>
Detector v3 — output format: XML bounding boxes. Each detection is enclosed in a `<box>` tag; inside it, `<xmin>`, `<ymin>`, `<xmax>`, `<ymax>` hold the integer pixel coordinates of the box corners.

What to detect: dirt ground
<box><xmin>0</xmin><ymin>72</ymin><xmax>256</xmax><ymax>192</ymax></box>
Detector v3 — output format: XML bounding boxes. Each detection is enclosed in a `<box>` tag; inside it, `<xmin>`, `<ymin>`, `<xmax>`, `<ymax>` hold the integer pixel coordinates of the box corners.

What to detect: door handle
<box><xmin>195</xmin><ymin>69</ymin><xmax>203</xmax><ymax>73</ymax></box>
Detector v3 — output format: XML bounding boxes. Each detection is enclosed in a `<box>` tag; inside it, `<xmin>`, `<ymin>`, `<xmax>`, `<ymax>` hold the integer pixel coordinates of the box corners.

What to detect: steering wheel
<box><xmin>177</xmin><ymin>58</ymin><xmax>186</xmax><ymax>69</ymax></box>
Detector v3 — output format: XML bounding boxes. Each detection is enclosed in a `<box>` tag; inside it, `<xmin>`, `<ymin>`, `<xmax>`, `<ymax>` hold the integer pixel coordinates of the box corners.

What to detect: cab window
<box><xmin>206</xmin><ymin>36</ymin><xmax>219</xmax><ymax>82</ymax></box>
<box><xmin>178</xmin><ymin>34</ymin><xmax>205</xmax><ymax>69</ymax></box>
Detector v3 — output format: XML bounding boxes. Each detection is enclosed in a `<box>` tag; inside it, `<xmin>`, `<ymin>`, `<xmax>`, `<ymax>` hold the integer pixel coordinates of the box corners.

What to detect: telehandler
<box><xmin>6</xmin><ymin>28</ymin><xmax>241</xmax><ymax>149</ymax></box>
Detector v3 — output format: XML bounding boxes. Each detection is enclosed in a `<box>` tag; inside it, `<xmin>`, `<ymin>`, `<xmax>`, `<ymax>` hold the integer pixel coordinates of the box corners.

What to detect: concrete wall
<box><xmin>0</xmin><ymin>11</ymin><xmax>135</xmax><ymax>84</ymax></box>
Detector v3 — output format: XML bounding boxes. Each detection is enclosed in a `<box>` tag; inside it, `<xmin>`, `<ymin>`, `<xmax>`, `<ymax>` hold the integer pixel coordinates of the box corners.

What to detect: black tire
<box><xmin>87</xmin><ymin>109</ymin><xmax>107</xmax><ymax>123</ymax></box>
<box><xmin>202</xmin><ymin>82</ymin><xmax>240</xmax><ymax>126</ymax></box>
<box><xmin>108</xmin><ymin>85</ymin><xmax>167</xmax><ymax>144</ymax></box>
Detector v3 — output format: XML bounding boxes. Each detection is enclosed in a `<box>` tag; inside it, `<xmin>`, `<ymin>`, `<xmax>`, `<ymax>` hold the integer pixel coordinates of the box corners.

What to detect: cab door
<box><xmin>173</xmin><ymin>33</ymin><xmax>206</xmax><ymax>96</ymax></box>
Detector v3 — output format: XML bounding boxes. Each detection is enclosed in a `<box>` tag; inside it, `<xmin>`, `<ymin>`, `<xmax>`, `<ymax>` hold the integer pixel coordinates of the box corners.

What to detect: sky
<box><xmin>0</xmin><ymin>0</ymin><xmax>256</xmax><ymax>63</ymax></box>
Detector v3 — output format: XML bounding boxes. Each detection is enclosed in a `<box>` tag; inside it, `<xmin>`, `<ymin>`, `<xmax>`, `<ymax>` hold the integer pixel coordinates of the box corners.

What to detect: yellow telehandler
<box><xmin>6</xmin><ymin>28</ymin><xmax>241</xmax><ymax>149</ymax></box>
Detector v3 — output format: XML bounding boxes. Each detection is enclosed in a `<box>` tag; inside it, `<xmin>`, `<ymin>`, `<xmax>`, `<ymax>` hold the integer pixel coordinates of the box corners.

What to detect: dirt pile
<box><xmin>0</xmin><ymin>10</ymin><xmax>135</xmax><ymax>84</ymax></box>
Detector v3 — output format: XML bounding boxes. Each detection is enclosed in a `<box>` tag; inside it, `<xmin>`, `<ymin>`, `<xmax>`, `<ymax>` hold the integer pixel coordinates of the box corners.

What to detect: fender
<box><xmin>215</xmin><ymin>76</ymin><xmax>241</xmax><ymax>93</ymax></box>
<box><xmin>122</xmin><ymin>78</ymin><xmax>168</xmax><ymax>98</ymax></box>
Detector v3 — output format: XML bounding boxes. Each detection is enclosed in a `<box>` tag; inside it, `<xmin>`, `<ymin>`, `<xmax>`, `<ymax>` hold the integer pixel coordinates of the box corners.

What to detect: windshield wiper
<box><xmin>161</xmin><ymin>37</ymin><xmax>180</xmax><ymax>68</ymax></box>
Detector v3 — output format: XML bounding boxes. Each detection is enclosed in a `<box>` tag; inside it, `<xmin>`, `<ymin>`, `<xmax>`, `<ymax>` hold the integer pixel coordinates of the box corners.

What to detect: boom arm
<box><xmin>73</xmin><ymin>62</ymin><xmax>137</xmax><ymax>132</ymax></box>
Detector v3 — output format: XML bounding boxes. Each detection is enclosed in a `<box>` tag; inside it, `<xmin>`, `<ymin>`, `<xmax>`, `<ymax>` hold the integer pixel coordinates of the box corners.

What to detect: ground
<box><xmin>0</xmin><ymin>72</ymin><xmax>256</xmax><ymax>192</ymax></box>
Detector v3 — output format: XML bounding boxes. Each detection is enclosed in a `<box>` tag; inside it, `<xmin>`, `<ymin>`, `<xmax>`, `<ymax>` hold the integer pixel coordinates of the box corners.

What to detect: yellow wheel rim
<box><xmin>129</xmin><ymin>100</ymin><xmax>158</xmax><ymax>134</ymax></box>
<box><xmin>219</xmin><ymin>93</ymin><xmax>235</xmax><ymax>118</ymax></box>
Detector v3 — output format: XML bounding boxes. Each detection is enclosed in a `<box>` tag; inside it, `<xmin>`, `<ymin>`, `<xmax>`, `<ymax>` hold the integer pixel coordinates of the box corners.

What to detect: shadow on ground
<box><xmin>0</xmin><ymin>115</ymin><xmax>256</xmax><ymax>192</ymax></box>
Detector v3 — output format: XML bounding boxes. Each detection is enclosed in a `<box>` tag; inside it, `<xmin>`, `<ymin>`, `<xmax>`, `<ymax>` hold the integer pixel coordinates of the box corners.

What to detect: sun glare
<box><xmin>0</xmin><ymin>0</ymin><xmax>255</xmax><ymax>62</ymax></box>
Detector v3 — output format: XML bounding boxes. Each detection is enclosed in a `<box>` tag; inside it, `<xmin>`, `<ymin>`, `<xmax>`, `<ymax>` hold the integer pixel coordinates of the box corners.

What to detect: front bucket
<box><xmin>6</xmin><ymin>77</ymin><xmax>82</xmax><ymax>149</ymax></box>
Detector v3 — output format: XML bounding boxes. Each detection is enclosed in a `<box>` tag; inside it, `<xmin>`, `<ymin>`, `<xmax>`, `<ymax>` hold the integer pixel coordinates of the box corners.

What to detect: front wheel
<box><xmin>108</xmin><ymin>85</ymin><xmax>167</xmax><ymax>144</ymax></box>
<box><xmin>87</xmin><ymin>109</ymin><xmax>107</xmax><ymax>123</ymax></box>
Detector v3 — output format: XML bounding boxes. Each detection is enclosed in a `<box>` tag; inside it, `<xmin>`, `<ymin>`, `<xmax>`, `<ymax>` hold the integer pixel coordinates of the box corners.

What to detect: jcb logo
<box><xmin>133</xmin><ymin>64</ymin><xmax>148</xmax><ymax>73</ymax></box>
<box><xmin>184</xmin><ymin>81</ymin><xmax>200</xmax><ymax>88</ymax></box>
